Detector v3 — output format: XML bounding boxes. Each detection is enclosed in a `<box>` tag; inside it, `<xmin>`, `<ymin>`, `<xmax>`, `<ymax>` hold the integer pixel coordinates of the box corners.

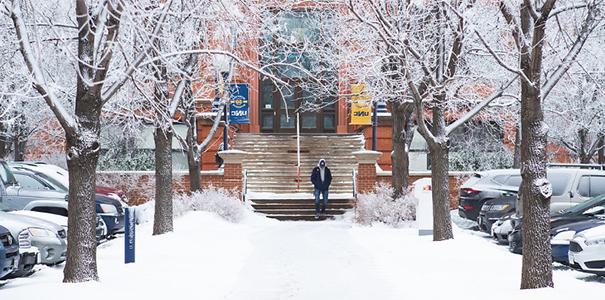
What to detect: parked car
<box><xmin>5</xmin><ymin>165</ymin><xmax>125</xmax><ymax>237</ymax></box>
<box><xmin>0</xmin><ymin>161</ymin><xmax>65</xmax><ymax>211</ymax></box>
<box><xmin>478</xmin><ymin>194</ymin><xmax>516</xmax><ymax>232</ymax></box>
<box><xmin>490</xmin><ymin>212</ymin><xmax>515</xmax><ymax>244</ymax></box>
<box><xmin>0</xmin><ymin>225</ymin><xmax>19</xmax><ymax>280</ymax></box>
<box><xmin>10</xmin><ymin>162</ymin><xmax>128</xmax><ymax>206</ymax></box>
<box><xmin>551</xmin><ymin>218</ymin><xmax>605</xmax><ymax>265</ymax></box>
<box><xmin>569</xmin><ymin>224</ymin><xmax>605</xmax><ymax>276</ymax></box>
<box><xmin>518</xmin><ymin>167</ymin><xmax>605</xmax><ymax>214</ymax></box>
<box><xmin>508</xmin><ymin>193</ymin><xmax>605</xmax><ymax>254</ymax></box>
<box><xmin>0</xmin><ymin>211</ymin><xmax>68</xmax><ymax>277</ymax></box>
<box><xmin>458</xmin><ymin>169</ymin><xmax>520</xmax><ymax>221</ymax></box>
<box><xmin>20</xmin><ymin>201</ymin><xmax>109</xmax><ymax>240</ymax></box>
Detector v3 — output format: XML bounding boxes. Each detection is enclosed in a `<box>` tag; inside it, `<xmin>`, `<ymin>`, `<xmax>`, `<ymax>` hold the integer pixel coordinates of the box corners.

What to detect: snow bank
<box><xmin>355</xmin><ymin>183</ymin><xmax>417</xmax><ymax>227</ymax></box>
<box><xmin>134</xmin><ymin>186</ymin><xmax>248</xmax><ymax>224</ymax></box>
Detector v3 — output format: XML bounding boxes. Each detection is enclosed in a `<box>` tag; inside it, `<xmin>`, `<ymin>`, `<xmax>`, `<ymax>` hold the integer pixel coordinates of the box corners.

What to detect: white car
<box><xmin>10</xmin><ymin>211</ymin><xmax>68</xmax><ymax>233</ymax></box>
<box><xmin>568</xmin><ymin>224</ymin><xmax>605</xmax><ymax>275</ymax></box>
<box><xmin>491</xmin><ymin>218</ymin><xmax>514</xmax><ymax>244</ymax></box>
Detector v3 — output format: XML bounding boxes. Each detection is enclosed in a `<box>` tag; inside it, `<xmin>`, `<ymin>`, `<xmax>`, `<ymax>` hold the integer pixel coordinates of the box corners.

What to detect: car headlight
<box><xmin>585</xmin><ymin>237</ymin><xmax>605</xmax><ymax>246</ymax></box>
<box><xmin>490</xmin><ymin>204</ymin><xmax>510</xmax><ymax>211</ymax></box>
<box><xmin>551</xmin><ymin>230</ymin><xmax>576</xmax><ymax>245</ymax></box>
<box><xmin>28</xmin><ymin>227</ymin><xmax>53</xmax><ymax>237</ymax></box>
<box><xmin>99</xmin><ymin>203</ymin><xmax>118</xmax><ymax>214</ymax></box>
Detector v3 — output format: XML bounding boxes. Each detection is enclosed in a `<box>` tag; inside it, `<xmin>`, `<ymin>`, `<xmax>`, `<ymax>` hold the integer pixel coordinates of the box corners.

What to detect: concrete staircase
<box><xmin>233</xmin><ymin>133</ymin><xmax>364</xmax><ymax>221</ymax></box>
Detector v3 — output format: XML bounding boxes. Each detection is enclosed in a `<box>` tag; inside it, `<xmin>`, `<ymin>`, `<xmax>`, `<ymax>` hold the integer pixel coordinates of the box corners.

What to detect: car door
<box><xmin>548</xmin><ymin>171</ymin><xmax>575</xmax><ymax>213</ymax></box>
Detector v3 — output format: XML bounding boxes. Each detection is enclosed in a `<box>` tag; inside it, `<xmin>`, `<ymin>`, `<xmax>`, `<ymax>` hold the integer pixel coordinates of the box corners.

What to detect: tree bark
<box><xmin>598</xmin><ymin>135</ymin><xmax>605</xmax><ymax>164</ymax></box>
<box><xmin>63</xmin><ymin>95</ymin><xmax>102</xmax><ymax>283</ymax></box>
<box><xmin>519</xmin><ymin>79</ymin><xmax>553</xmax><ymax>290</ymax></box>
<box><xmin>578</xmin><ymin>128</ymin><xmax>590</xmax><ymax>163</ymax></box>
<box><xmin>429</xmin><ymin>98</ymin><xmax>453</xmax><ymax>241</ymax></box>
<box><xmin>153</xmin><ymin>126</ymin><xmax>174</xmax><ymax>235</ymax></box>
<box><xmin>391</xmin><ymin>102</ymin><xmax>415</xmax><ymax>198</ymax></box>
<box><xmin>391</xmin><ymin>102</ymin><xmax>406</xmax><ymax>198</ymax></box>
<box><xmin>187</xmin><ymin>116</ymin><xmax>202</xmax><ymax>192</ymax></box>
<box><xmin>513</xmin><ymin>124</ymin><xmax>521</xmax><ymax>168</ymax></box>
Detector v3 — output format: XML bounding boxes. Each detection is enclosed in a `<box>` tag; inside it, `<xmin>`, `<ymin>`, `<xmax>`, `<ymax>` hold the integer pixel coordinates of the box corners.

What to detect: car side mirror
<box><xmin>583</xmin><ymin>206</ymin><xmax>605</xmax><ymax>216</ymax></box>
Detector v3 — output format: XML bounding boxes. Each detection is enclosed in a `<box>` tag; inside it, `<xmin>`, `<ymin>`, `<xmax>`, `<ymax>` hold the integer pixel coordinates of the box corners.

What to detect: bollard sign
<box><xmin>413</xmin><ymin>178</ymin><xmax>433</xmax><ymax>236</ymax></box>
<box><xmin>124</xmin><ymin>207</ymin><xmax>135</xmax><ymax>264</ymax></box>
<box><xmin>228</xmin><ymin>83</ymin><xmax>250</xmax><ymax>124</ymax></box>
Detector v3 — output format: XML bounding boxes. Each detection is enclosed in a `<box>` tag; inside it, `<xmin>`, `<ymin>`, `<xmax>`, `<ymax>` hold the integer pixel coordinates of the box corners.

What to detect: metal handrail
<box><xmin>352</xmin><ymin>169</ymin><xmax>357</xmax><ymax>198</ymax></box>
<box><xmin>296</xmin><ymin>112</ymin><xmax>301</xmax><ymax>192</ymax></box>
<box><xmin>243</xmin><ymin>169</ymin><xmax>248</xmax><ymax>203</ymax></box>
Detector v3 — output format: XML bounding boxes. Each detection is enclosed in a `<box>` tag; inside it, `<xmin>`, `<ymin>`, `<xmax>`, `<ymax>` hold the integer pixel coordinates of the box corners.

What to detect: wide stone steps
<box><xmin>234</xmin><ymin>133</ymin><xmax>363</xmax><ymax>221</ymax></box>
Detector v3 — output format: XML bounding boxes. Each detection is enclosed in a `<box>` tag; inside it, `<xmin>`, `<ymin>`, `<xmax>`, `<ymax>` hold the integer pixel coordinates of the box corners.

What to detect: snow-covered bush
<box><xmin>135</xmin><ymin>186</ymin><xmax>246</xmax><ymax>224</ymax></box>
<box><xmin>355</xmin><ymin>183</ymin><xmax>418</xmax><ymax>227</ymax></box>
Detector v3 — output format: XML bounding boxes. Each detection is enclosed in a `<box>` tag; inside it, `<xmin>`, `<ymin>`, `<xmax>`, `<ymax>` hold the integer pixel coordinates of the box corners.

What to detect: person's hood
<box><xmin>318</xmin><ymin>159</ymin><xmax>326</xmax><ymax>167</ymax></box>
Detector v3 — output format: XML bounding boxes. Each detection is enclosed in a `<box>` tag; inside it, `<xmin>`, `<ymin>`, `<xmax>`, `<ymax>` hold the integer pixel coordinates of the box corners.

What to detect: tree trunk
<box><xmin>392</xmin><ymin>102</ymin><xmax>415</xmax><ymax>198</ymax></box>
<box><xmin>0</xmin><ymin>121</ymin><xmax>11</xmax><ymax>159</ymax></box>
<box><xmin>13</xmin><ymin>115</ymin><xmax>27</xmax><ymax>161</ymax></box>
<box><xmin>391</xmin><ymin>102</ymin><xmax>407</xmax><ymax>198</ymax></box>
<box><xmin>187</xmin><ymin>121</ymin><xmax>202</xmax><ymax>192</ymax></box>
<box><xmin>63</xmin><ymin>99</ymin><xmax>101</xmax><ymax>282</ymax></box>
<box><xmin>598</xmin><ymin>135</ymin><xmax>605</xmax><ymax>164</ymax></box>
<box><xmin>153</xmin><ymin>126</ymin><xmax>174</xmax><ymax>235</ymax></box>
<box><xmin>513</xmin><ymin>124</ymin><xmax>521</xmax><ymax>168</ymax></box>
<box><xmin>519</xmin><ymin>85</ymin><xmax>553</xmax><ymax>289</ymax></box>
<box><xmin>578</xmin><ymin>128</ymin><xmax>590</xmax><ymax>163</ymax></box>
<box><xmin>429</xmin><ymin>98</ymin><xmax>453</xmax><ymax>241</ymax></box>
<box><xmin>428</xmin><ymin>139</ymin><xmax>453</xmax><ymax>241</ymax></box>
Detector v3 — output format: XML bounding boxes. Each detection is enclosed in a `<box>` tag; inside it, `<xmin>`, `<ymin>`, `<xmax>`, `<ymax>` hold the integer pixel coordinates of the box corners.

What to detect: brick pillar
<box><xmin>353</xmin><ymin>150</ymin><xmax>382</xmax><ymax>194</ymax></box>
<box><xmin>218</xmin><ymin>150</ymin><xmax>248</xmax><ymax>196</ymax></box>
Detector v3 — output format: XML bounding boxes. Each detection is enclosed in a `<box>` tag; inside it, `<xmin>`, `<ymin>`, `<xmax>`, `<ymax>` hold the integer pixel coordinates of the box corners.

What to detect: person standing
<box><xmin>310</xmin><ymin>158</ymin><xmax>332</xmax><ymax>219</ymax></box>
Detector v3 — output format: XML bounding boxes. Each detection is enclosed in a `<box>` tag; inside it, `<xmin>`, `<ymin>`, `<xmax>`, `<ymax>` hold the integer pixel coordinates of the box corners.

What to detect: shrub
<box><xmin>134</xmin><ymin>186</ymin><xmax>246</xmax><ymax>224</ymax></box>
<box><xmin>355</xmin><ymin>183</ymin><xmax>418</xmax><ymax>227</ymax></box>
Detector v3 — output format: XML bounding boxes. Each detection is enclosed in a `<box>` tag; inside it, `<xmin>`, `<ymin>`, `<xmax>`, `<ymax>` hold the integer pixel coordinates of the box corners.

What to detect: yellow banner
<box><xmin>350</xmin><ymin>83</ymin><xmax>372</xmax><ymax>125</ymax></box>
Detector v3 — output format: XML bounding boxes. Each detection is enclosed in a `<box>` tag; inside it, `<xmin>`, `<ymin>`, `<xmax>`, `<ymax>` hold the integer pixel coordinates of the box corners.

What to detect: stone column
<box><xmin>218</xmin><ymin>150</ymin><xmax>248</xmax><ymax>195</ymax></box>
<box><xmin>353</xmin><ymin>150</ymin><xmax>382</xmax><ymax>194</ymax></box>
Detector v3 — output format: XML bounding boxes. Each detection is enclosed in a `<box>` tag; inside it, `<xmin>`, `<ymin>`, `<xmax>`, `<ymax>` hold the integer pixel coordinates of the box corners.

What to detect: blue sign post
<box><xmin>124</xmin><ymin>207</ymin><xmax>135</xmax><ymax>264</ymax></box>
<box><xmin>228</xmin><ymin>83</ymin><xmax>250</xmax><ymax>124</ymax></box>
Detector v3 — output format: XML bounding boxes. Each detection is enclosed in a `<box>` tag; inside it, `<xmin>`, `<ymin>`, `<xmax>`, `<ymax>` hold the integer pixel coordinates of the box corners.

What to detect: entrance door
<box><xmin>260</xmin><ymin>80</ymin><xmax>336</xmax><ymax>133</ymax></box>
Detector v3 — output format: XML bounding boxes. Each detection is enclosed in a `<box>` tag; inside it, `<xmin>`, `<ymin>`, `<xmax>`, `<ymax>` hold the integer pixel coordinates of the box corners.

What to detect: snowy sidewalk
<box><xmin>1</xmin><ymin>211</ymin><xmax>604</xmax><ymax>300</ymax></box>
<box><xmin>224</xmin><ymin>221</ymin><xmax>400</xmax><ymax>300</ymax></box>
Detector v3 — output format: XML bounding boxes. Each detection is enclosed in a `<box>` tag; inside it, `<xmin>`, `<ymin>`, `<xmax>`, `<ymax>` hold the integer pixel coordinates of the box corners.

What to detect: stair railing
<box><xmin>296</xmin><ymin>112</ymin><xmax>301</xmax><ymax>192</ymax></box>
<box><xmin>352</xmin><ymin>169</ymin><xmax>357</xmax><ymax>198</ymax></box>
<box><xmin>243</xmin><ymin>169</ymin><xmax>248</xmax><ymax>203</ymax></box>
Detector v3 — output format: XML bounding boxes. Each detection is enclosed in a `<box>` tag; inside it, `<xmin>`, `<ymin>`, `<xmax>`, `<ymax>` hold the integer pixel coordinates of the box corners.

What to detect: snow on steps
<box><xmin>234</xmin><ymin>133</ymin><xmax>364</xmax><ymax>221</ymax></box>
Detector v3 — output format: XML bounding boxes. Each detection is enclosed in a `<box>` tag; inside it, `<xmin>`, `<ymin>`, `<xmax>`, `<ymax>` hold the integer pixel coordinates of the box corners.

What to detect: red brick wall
<box><xmin>97</xmin><ymin>171</ymin><xmax>231</xmax><ymax>205</ymax></box>
<box><xmin>356</xmin><ymin>163</ymin><xmax>377</xmax><ymax>194</ymax></box>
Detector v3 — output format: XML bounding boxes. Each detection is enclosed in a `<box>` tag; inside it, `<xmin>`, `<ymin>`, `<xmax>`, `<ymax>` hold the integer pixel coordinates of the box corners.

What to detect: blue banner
<box><xmin>124</xmin><ymin>207</ymin><xmax>135</xmax><ymax>264</ymax></box>
<box><xmin>229</xmin><ymin>83</ymin><xmax>250</xmax><ymax>124</ymax></box>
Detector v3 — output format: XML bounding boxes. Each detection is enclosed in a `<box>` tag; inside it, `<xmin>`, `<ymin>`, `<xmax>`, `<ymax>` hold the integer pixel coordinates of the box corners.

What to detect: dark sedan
<box><xmin>458</xmin><ymin>169</ymin><xmax>520</xmax><ymax>222</ymax></box>
<box><xmin>477</xmin><ymin>194</ymin><xmax>517</xmax><ymax>233</ymax></box>
<box><xmin>508</xmin><ymin>193</ymin><xmax>605</xmax><ymax>254</ymax></box>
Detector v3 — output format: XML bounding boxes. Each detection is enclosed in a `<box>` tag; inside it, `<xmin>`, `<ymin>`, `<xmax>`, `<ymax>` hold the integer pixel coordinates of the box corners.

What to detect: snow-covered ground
<box><xmin>2</xmin><ymin>211</ymin><xmax>604</xmax><ymax>300</ymax></box>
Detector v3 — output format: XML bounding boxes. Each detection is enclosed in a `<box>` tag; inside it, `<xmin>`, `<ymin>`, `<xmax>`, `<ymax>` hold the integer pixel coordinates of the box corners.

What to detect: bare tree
<box><xmin>3</xmin><ymin>0</ymin><xmax>172</xmax><ymax>282</ymax></box>
<box><xmin>347</xmin><ymin>0</ymin><xmax>516</xmax><ymax>241</ymax></box>
<box><xmin>475</xmin><ymin>0</ymin><xmax>604</xmax><ymax>289</ymax></box>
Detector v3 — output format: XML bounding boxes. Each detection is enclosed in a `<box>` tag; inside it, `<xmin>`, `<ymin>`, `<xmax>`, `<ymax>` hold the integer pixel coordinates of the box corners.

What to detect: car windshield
<box><xmin>0</xmin><ymin>161</ymin><xmax>17</xmax><ymax>185</ymax></box>
<box><xmin>560</xmin><ymin>194</ymin><xmax>605</xmax><ymax>215</ymax></box>
<box><xmin>35</xmin><ymin>172</ymin><xmax>68</xmax><ymax>191</ymax></box>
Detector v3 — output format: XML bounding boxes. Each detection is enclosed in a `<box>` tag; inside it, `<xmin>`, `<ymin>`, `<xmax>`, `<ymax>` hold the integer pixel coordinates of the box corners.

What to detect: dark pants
<box><xmin>314</xmin><ymin>188</ymin><xmax>329</xmax><ymax>214</ymax></box>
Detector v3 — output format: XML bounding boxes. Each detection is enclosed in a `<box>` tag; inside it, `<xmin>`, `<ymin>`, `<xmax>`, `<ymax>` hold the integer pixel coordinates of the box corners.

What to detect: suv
<box><xmin>0</xmin><ymin>225</ymin><xmax>19</xmax><ymax>280</ymax></box>
<box><xmin>0</xmin><ymin>160</ymin><xmax>66</xmax><ymax>210</ymax></box>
